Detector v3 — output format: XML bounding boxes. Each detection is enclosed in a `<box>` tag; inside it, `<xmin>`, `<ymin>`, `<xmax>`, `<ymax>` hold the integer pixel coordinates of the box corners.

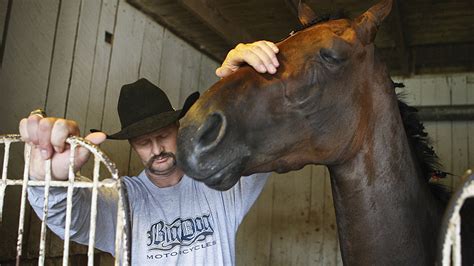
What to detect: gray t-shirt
<box><xmin>28</xmin><ymin>171</ymin><xmax>269</xmax><ymax>265</ymax></box>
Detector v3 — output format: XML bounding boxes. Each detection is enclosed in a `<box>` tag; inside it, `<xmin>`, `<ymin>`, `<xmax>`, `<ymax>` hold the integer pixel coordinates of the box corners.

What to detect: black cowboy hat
<box><xmin>93</xmin><ymin>78</ymin><xmax>199</xmax><ymax>140</ymax></box>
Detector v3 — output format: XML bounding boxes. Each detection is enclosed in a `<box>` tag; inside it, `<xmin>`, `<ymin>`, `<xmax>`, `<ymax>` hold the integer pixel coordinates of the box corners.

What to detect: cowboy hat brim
<box><xmin>101</xmin><ymin>91</ymin><xmax>200</xmax><ymax>140</ymax></box>
<box><xmin>107</xmin><ymin>110</ymin><xmax>181</xmax><ymax>140</ymax></box>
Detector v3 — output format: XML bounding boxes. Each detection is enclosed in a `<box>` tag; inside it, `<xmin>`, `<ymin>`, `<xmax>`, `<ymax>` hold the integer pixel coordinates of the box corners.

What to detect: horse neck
<box><xmin>327</xmin><ymin>83</ymin><xmax>444</xmax><ymax>265</ymax></box>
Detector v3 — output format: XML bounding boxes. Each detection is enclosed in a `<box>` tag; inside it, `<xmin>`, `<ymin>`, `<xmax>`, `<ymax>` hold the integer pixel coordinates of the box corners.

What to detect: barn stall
<box><xmin>0</xmin><ymin>0</ymin><xmax>473</xmax><ymax>265</ymax></box>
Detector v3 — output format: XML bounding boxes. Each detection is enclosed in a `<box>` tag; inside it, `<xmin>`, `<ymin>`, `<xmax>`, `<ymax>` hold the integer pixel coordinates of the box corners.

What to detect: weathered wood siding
<box><xmin>1</xmin><ymin>1</ymin><xmax>474</xmax><ymax>265</ymax></box>
<box><xmin>0</xmin><ymin>0</ymin><xmax>218</xmax><ymax>263</ymax></box>
<box><xmin>236</xmin><ymin>72</ymin><xmax>474</xmax><ymax>266</ymax></box>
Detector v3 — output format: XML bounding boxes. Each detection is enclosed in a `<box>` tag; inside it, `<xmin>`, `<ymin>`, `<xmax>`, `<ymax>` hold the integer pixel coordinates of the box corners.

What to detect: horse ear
<box><xmin>355</xmin><ymin>0</ymin><xmax>393</xmax><ymax>44</ymax></box>
<box><xmin>298</xmin><ymin>2</ymin><xmax>317</xmax><ymax>26</ymax></box>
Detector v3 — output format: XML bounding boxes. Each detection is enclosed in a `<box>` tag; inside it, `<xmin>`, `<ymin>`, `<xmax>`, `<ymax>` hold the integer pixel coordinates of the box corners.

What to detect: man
<box><xmin>20</xmin><ymin>41</ymin><xmax>279</xmax><ymax>265</ymax></box>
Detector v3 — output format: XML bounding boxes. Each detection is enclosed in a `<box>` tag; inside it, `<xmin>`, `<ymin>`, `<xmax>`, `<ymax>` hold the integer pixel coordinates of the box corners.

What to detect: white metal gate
<box><xmin>439</xmin><ymin>170</ymin><xmax>474</xmax><ymax>266</ymax></box>
<box><xmin>0</xmin><ymin>134</ymin><xmax>129</xmax><ymax>265</ymax></box>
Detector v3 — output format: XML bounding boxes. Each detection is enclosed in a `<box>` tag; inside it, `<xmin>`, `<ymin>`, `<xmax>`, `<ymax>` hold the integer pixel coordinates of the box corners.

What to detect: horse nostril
<box><xmin>197</xmin><ymin>111</ymin><xmax>227</xmax><ymax>152</ymax></box>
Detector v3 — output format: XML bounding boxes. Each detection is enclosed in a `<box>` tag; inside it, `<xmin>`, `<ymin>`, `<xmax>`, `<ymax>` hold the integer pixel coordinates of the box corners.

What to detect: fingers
<box><xmin>245</xmin><ymin>43</ymin><xmax>277</xmax><ymax>74</ymax></box>
<box><xmin>85</xmin><ymin>132</ymin><xmax>107</xmax><ymax>146</ymax></box>
<box><xmin>239</xmin><ymin>46</ymin><xmax>270</xmax><ymax>73</ymax></box>
<box><xmin>215</xmin><ymin>66</ymin><xmax>234</xmax><ymax>78</ymax></box>
<box><xmin>76</xmin><ymin>132</ymin><xmax>107</xmax><ymax>167</ymax></box>
<box><xmin>21</xmin><ymin>115</ymin><xmax>81</xmax><ymax>159</ymax></box>
<box><xmin>37</xmin><ymin>118</ymin><xmax>56</xmax><ymax>159</ymax></box>
<box><xmin>264</xmin><ymin>41</ymin><xmax>279</xmax><ymax>54</ymax></box>
<box><xmin>19</xmin><ymin>118</ymin><xmax>29</xmax><ymax>142</ymax></box>
<box><xmin>216</xmin><ymin>40</ymin><xmax>280</xmax><ymax>78</ymax></box>
<box><xmin>261</xmin><ymin>41</ymin><xmax>279</xmax><ymax>67</ymax></box>
<box><xmin>50</xmin><ymin>119</ymin><xmax>80</xmax><ymax>154</ymax></box>
<box><xmin>248</xmin><ymin>41</ymin><xmax>279</xmax><ymax>72</ymax></box>
<box><xmin>26</xmin><ymin>115</ymin><xmax>42</xmax><ymax>145</ymax></box>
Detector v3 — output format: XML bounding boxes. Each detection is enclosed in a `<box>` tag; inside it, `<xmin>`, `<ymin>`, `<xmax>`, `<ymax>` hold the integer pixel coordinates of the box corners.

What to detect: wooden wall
<box><xmin>236</xmin><ymin>72</ymin><xmax>474</xmax><ymax>266</ymax></box>
<box><xmin>1</xmin><ymin>1</ymin><xmax>474</xmax><ymax>265</ymax></box>
<box><xmin>0</xmin><ymin>0</ymin><xmax>218</xmax><ymax>263</ymax></box>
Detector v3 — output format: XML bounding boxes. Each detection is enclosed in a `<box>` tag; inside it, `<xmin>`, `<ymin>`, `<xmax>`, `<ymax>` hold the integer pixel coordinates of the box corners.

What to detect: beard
<box><xmin>146</xmin><ymin>152</ymin><xmax>177</xmax><ymax>176</ymax></box>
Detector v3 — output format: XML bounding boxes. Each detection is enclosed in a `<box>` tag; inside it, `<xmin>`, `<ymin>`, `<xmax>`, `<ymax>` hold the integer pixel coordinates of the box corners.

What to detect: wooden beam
<box><xmin>127</xmin><ymin>0</ymin><xmax>227</xmax><ymax>61</ymax></box>
<box><xmin>387</xmin><ymin>0</ymin><xmax>410</xmax><ymax>76</ymax></box>
<box><xmin>178</xmin><ymin>0</ymin><xmax>254</xmax><ymax>46</ymax></box>
<box><xmin>284</xmin><ymin>0</ymin><xmax>298</xmax><ymax>18</ymax></box>
<box><xmin>379</xmin><ymin>42</ymin><xmax>474</xmax><ymax>76</ymax></box>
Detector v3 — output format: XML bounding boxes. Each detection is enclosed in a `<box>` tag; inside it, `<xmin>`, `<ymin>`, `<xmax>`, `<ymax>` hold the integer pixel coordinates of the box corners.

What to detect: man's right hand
<box><xmin>19</xmin><ymin>114</ymin><xmax>107</xmax><ymax>180</ymax></box>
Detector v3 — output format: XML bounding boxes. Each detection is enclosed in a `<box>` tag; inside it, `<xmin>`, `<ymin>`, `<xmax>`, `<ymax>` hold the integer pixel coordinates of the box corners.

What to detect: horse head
<box><xmin>177</xmin><ymin>0</ymin><xmax>394</xmax><ymax>190</ymax></box>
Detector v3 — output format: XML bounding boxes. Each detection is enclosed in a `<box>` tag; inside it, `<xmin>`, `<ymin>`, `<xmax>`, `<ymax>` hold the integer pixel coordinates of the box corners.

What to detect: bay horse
<box><xmin>176</xmin><ymin>0</ymin><xmax>474</xmax><ymax>264</ymax></box>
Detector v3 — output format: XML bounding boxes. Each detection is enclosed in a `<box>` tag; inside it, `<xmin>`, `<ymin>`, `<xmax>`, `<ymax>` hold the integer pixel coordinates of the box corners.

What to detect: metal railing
<box><xmin>0</xmin><ymin>134</ymin><xmax>129</xmax><ymax>266</ymax></box>
<box><xmin>439</xmin><ymin>169</ymin><xmax>474</xmax><ymax>266</ymax></box>
<box><xmin>3</xmin><ymin>129</ymin><xmax>470</xmax><ymax>266</ymax></box>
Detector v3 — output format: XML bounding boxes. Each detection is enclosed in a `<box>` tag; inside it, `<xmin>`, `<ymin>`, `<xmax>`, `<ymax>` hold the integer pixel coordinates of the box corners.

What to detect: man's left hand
<box><xmin>216</xmin><ymin>41</ymin><xmax>279</xmax><ymax>78</ymax></box>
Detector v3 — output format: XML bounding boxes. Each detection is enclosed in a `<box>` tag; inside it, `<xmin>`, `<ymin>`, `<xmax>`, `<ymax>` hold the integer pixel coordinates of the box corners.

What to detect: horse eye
<box><xmin>319</xmin><ymin>48</ymin><xmax>345</xmax><ymax>65</ymax></box>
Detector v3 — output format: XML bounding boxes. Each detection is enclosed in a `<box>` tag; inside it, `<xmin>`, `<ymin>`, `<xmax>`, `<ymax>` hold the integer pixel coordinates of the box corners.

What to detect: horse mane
<box><xmin>395</xmin><ymin>82</ymin><xmax>451</xmax><ymax>202</ymax></box>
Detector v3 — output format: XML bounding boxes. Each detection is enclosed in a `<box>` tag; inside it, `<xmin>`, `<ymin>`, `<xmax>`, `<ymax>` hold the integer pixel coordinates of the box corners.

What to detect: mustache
<box><xmin>146</xmin><ymin>152</ymin><xmax>176</xmax><ymax>167</ymax></box>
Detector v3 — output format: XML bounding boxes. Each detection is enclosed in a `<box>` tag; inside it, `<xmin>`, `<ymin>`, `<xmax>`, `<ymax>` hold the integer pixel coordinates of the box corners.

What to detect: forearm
<box><xmin>27</xmin><ymin>176</ymin><xmax>119</xmax><ymax>255</ymax></box>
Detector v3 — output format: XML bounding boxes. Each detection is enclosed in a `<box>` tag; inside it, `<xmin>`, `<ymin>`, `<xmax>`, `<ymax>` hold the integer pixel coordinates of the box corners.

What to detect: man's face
<box><xmin>130</xmin><ymin>123</ymin><xmax>179</xmax><ymax>176</ymax></box>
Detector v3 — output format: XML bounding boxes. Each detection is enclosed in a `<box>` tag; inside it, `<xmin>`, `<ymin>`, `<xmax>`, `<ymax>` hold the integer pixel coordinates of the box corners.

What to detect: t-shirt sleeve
<box><xmin>227</xmin><ymin>172</ymin><xmax>270</xmax><ymax>225</ymax></box>
<box><xmin>27</xmin><ymin>175</ymin><xmax>120</xmax><ymax>255</ymax></box>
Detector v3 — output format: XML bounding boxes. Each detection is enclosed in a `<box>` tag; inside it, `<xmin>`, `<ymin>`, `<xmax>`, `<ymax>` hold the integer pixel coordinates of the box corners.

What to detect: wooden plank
<box><xmin>336</xmin><ymin>244</ymin><xmax>343</xmax><ymax>266</ymax></box>
<box><xmin>237</xmin><ymin>166</ymin><xmax>328</xmax><ymax>266</ymax></box>
<box><xmin>198</xmin><ymin>54</ymin><xmax>219</xmax><ymax>93</ymax></box>
<box><xmin>449</xmin><ymin>75</ymin><xmax>468</xmax><ymax>189</ymax></box>
<box><xmin>100</xmin><ymin>0</ymin><xmax>146</xmax><ymax>176</ymax></box>
<box><xmin>84</xmin><ymin>0</ymin><xmax>119</xmax><ymax>134</ymax></box>
<box><xmin>128</xmin><ymin>17</ymin><xmax>165</xmax><ymax>176</ymax></box>
<box><xmin>42</xmin><ymin>0</ymin><xmax>83</xmax><ymax>257</ymax></box>
<box><xmin>236</xmin><ymin>176</ymin><xmax>275</xmax><ymax>266</ymax></box>
<box><xmin>0</xmin><ymin>0</ymin><xmax>12</xmax><ymax>67</ymax></box>
<box><xmin>307</xmin><ymin>165</ymin><xmax>327</xmax><ymax>265</ymax></box>
<box><xmin>137</xmin><ymin>18</ymin><xmax>164</xmax><ymax>86</ymax></box>
<box><xmin>419</xmin><ymin>76</ymin><xmax>443</xmax><ymax>186</ymax></box>
<box><xmin>433</xmin><ymin>76</ymin><xmax>454</xmax><ymax>190</ymax></box>
<box><xmin>399</xmin><ymin>76</ymin><xmax>422</xmax><ymax>107</ymax></box>
<box><xmin>253</xmin><ymin>175</ymin><xmax>274</xmax><ymax>265</ymax></box>
<box><xmin>0</xmin><ymin>0</ymin><xmax>58</xmax><ymax>132</ymax></box>
<box><xmin>81</xmin><ymin>0</ymin><xmax>119</xmax><ymax>180</ymax></box>
<box><xmin>52</xmin><ymin>0</ymin><xmax>109</xmax><ymax>257</ymax></box>
<box><xmin>179</xmin><ymin>0</ymin><xmax>253</xmax><ymax>45</ymax></box>
<box><xmin>289</xmin><ymin>166</ymin><xmax>312</xmax><ymax>265</ymax></box>
<box><xmin>0</xmin><ymin>186</ymin><xmax>22</xmax><ymax>261</ymax></box>
<box><xmin>179</xmin><ymin>42</ymin><xmax>202</xmax><ymax>106</ymax></box>
<box><xmin>321</xmin><ymin>168</ymin><xmax>338</xmax><ymax>266</ymax></box>
<box><xmin>157</xmin><ymin>29</ymin><xmax>185</xmax><ymax>107</ymax></box>
<box><xmin>0</xmin><ymin>0</ymin><xmax>59</xmax><ymax>261</ymax></box>
<box><xmin>419</xmin><ymin>77</ymin><xmax>438</xmax><ymax>151</ymax></box>
<box><xmin>44</xmin><ymin>0</ymin><xmax>81</xmax><ymax>117</ymax></box>
<box><xmin>64</xmin><ymin>0</ymin><xmax>102</xmax><ymax>127</ymax></box>
<box><xmin>467</xmin><ymin>74</ymin><xmax>474</xmax><ymax>171</ymax></box>
<box><xmin>269</xmin><ymin>166</ymin><xmax>311</xmax><ymax>265</ymax></box>
<box><xmin>0</xmin><ymin>0</ymin><xmax>9</xmax><ymax>47</ymax></box>
<box><xmin>236</xmin><ymin>182</ymin><xmax>259</xmax><ymax>265</ymax></box>
<box><xmin>268</xmin><ymin>170</ymin><xmax>292</xmax><ymax>265</ymax></box>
